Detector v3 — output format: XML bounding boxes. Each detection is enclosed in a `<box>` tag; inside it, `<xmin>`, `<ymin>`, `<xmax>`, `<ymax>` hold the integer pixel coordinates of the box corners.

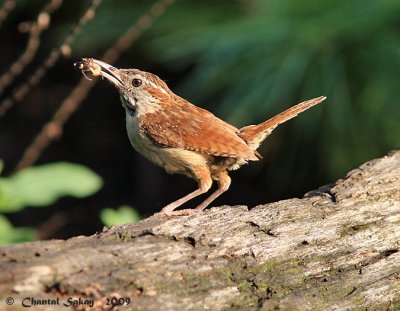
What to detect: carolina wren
<box><xmin>75</xmin><ymin>58</ymin><xmax>326</xmax><ymax>216</ymax></box>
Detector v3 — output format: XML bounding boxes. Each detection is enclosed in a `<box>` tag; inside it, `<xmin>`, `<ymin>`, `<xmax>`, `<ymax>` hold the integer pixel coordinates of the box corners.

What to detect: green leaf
<box><xmin>100</xmin><ymin>205</ymin><xmax>141</xmax><ymax>227</ymax></box>
<box><xmin>0</xmin><ymin>162</ymin><xmax>103</xmax><ymax>212</ymax></box>
<box><xmin>0</xmin><ymin>215</ymin><xmax>36</xmax><ymax>244</ymax></box>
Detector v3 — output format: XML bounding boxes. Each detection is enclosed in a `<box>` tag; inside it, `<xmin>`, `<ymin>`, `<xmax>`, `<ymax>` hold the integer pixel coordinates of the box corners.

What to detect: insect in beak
<box><xmin>74</xmin><ymin>58</ymin><xmax>124</xmax><ymax>87</ymax></box>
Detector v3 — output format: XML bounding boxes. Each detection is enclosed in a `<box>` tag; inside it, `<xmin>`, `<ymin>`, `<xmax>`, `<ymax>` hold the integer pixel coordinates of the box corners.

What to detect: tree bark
<box><xmin>1</xmin><ymin>151</ymin><xmax>400</xmax><ymax>311</ymax></box>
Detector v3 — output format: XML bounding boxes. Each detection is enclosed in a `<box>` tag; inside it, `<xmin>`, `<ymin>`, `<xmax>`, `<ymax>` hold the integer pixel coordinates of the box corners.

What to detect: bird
<box><xmin>75</xmin><ymin>58</ymin><xmax>326</xmax><ymax>216</ymax></box>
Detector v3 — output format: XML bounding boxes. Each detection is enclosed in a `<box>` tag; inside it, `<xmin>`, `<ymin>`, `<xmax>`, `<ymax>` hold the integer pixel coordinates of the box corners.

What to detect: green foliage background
<box><xmin>0</xmin><ymin>162</ymin><xmax>102</xmax><ymax>244</ymax></box>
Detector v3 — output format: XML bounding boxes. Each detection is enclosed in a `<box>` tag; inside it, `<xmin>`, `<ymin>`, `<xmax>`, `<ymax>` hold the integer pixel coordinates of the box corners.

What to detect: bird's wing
<box><xmin>139</xmin><ymin>96</ymin><xmax>258</xmax><ymax>160</ymax></box>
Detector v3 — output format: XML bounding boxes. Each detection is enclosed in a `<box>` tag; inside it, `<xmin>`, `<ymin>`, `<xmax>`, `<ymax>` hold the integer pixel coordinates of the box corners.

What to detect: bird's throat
<box><xmin>126</xmin><ymin>105</ymin><xmax>136</xmax><ymax>116</ymax></box>
<box><xmin>120</xmin><ymin>94</ymin><xmax>136</xmax><ymax>116</ymax></box>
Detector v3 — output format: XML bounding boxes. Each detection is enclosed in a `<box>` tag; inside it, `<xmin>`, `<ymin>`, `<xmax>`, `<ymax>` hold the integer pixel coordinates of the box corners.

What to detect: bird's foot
<box><xmin>155</xmin><ymin>208</ymin><xmax>201</xmax><ymax>217</ymax></box>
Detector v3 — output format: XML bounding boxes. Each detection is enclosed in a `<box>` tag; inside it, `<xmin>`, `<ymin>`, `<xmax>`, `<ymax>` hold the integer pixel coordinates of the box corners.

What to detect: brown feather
<box><xmin>140</xmin><ymin>94</ymin><xmax>258</xmax><ymax>160</ymax></box>
<box><xmin>239</xmin><ymin>96</ymin><xmax>326</xmax><ymax>150</ymax></box>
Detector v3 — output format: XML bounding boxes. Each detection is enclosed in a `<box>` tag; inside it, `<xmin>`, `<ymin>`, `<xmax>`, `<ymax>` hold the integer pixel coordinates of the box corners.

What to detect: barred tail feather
<box><xmin>239</xmin><ymin>96</ymin><xmax>326</xmax><ymax>150</ymax></box>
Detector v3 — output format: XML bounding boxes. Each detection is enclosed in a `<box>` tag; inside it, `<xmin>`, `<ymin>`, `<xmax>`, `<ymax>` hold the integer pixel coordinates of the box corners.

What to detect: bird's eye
<box><xmin>132</xmin><ymin>78</ymin><xmax>142</xmax><ymax>87</ymax></box>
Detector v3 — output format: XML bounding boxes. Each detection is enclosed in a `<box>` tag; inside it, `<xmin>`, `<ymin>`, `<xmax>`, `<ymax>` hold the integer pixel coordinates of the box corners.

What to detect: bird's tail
<box><xmin>239</xmin><ymin>96</ymin><xmax>326</xmax><ymax>151</ymax></box>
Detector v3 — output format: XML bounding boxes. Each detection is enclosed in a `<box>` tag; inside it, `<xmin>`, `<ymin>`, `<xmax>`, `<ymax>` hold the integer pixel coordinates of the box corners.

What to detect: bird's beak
<box><xmin>76</xmin><ymin>58</ymin><xmax>124</xmax><ymax>88</ymax></box>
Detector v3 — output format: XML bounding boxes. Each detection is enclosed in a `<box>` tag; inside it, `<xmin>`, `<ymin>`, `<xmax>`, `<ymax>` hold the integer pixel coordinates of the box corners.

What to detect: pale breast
<box><xmin>125</xmin><ymin>111</ymin><xmax>207</xmax><ymax>178</ymax></box>
<box><xmin>125</xmin><ymin>111</ymin><xmax>163</xmax><ymax>166</ymax></box>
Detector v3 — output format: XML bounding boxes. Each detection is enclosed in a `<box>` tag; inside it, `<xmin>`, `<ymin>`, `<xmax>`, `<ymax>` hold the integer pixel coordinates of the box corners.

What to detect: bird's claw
<box><xmin>154</xmin><ymin>208</ymin><xmax>201</xmax><ymax>217</ymax></box>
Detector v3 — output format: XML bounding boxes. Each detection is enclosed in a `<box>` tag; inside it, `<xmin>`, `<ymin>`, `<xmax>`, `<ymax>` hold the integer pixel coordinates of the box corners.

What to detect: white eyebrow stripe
<box><xmin>143</xmin><ymin>79</ymin><xmax>169</xmax><ymax>95</ymax></box>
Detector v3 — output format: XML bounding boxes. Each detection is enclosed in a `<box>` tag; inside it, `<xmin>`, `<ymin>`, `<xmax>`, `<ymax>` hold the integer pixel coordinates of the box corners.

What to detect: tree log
<box><xmin>1</xmin><ymin>151</ymin><xmax>400</xmax><ymax>310</ymax></box>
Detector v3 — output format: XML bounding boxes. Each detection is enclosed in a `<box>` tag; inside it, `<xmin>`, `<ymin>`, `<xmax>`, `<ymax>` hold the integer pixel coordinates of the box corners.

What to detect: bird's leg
<box><xmin>195</xmin><ymin>171</ymin><xmax>231</xmax><ymax>212</ymax></box>
<box><xmin>158</xmin><ymin>167</ymin><xmax>212</xmax><ymax>216</ymax></box>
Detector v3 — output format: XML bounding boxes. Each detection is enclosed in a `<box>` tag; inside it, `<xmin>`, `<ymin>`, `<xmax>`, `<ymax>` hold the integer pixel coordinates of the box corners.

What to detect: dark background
<box><xmin>1</xmin><ymin>0</ymin><xmax>399</xmax><ymax>240</ymax></box>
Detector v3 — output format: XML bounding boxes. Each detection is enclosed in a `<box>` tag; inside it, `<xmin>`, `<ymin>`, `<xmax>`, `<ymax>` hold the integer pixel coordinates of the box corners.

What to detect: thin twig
<box><xmin>0</xmin><ymin>0</ymin><xmax>63</xmax><ymax>96</ymax></box>
<box><xmin>0</xmin><ymin>0</ymin><xmax>15</xmax><ymax>29</ymax></box>
<box><xmin>0</xmin><ymin>0</ymin><xmax>102</xmax><ymax>117</ymax></box>
<box><xmin>15</xmin><ymin>0</ymin><xmax>175</xmax><ymax>171</ymax></box>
